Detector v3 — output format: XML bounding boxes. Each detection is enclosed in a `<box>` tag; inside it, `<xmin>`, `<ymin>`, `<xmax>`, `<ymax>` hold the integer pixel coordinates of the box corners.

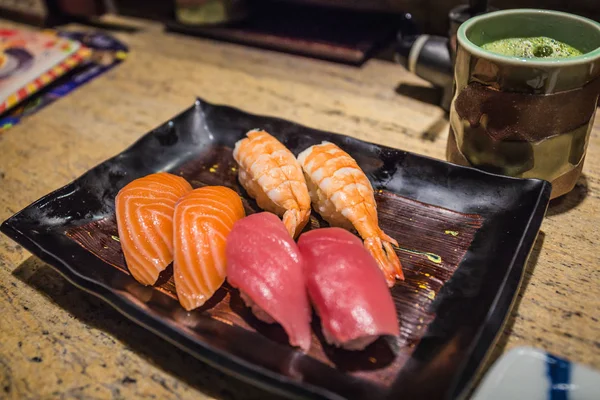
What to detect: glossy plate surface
<box><xmin>1</xmin><ymin>99</ymin><xmax>551</xmax><ymax>400</ymax></box>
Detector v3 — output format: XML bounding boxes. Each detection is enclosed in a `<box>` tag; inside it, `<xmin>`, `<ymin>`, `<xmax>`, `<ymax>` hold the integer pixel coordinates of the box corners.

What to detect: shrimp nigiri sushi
<box><xmin>173</xmin><ymin>186</ymin><xmax>245</xmax><ymax>311</ymax></box>
<box><xmin>297</xmin><ymin>141</ymin><xmax>404</xmax><ymax>285</ymax></box>
<box><xmin>298</xmin><ymin>228</ymin><xmax>399</xmax><ymax>350</ymax></box>
<box><xmin>226</xmin><ymin>212</ymin><xmax>312</xmax><ymax>351</ymax></box>
<box><xmin>116</xmin><ymin>172</ymin><xmax>192</xmax><ymax>286</ymax></box>
<box><xmin>233</xmin><ymin>129</ymin><xmax>311</xmax><ymax>238</ymax></box>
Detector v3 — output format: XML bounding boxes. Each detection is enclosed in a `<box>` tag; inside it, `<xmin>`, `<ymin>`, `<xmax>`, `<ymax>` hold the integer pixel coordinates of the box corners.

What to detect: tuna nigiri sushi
<box><xmin>173</xmin><ymin>186</ymin><xmax>245</xmax><ymax>311</ymax></box>
<box><xmin>115</xmin><ymin>172</ymin><xmax>192</xmax><ymax>286</ymax></box>
<box><xmin>298</xmin><ymin>141</ymin><xmax>404</xmax><ymax>285</ymax></box>
<box><xmin>226</xmin><ymin>212</ymin><xmax>312</xmax><ymax>351</ymax></box>
<box><xmin>298</xmin><ymin>228</ymin><xmax>399</xmax><ymax>350</ymax></box>
<box><xmin>233</xmin><ymin>129</ymin><xmax>311</xmax><ymax>238</ymax></box>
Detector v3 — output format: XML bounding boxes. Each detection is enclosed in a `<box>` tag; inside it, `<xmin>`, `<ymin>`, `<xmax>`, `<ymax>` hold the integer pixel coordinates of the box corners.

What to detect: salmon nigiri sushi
<box><xmin>298</xmin><ymin>141</ymin><xmax>404</xmax><ymax>285</ymax></box>
<box><xmin>116</xmin><ymin>172</ymin><xmax>192</xmax><ymax>286</ymax></box>
<box><xmin>173</xmin><ymin>186</ymin><xmax>245</xmax><ymax>311</ymax></box>
<box><xmin>233</xmin><ymin>129</ymin><xmax>311</xmax><ymax>238</ymax></box>
<box><xmin>226</xmin><ymin>212</ymin><xmax>312</xmax><ymax>351</ymax></box>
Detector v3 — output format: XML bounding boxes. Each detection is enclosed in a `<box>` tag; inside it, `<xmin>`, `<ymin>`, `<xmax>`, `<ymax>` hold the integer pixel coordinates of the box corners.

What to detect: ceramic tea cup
<box><xmin>446</xmin><ymin>9</ymin><xmax>600</xmax><ymax>199</ymax></box>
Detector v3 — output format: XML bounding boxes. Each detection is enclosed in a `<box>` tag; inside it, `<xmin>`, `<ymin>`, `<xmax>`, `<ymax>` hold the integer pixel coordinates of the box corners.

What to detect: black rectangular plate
<box><xmin>1</xmin><ymin>99</ymin><xmax>551</xmax><ymax>400</ymax></box>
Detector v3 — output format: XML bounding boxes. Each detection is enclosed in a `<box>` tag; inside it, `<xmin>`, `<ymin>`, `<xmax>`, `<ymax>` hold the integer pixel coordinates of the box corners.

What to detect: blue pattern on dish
<box><xmin>547</xmin><ymin>353</ymin><xmax>571</xmax><ymax>400</ymax></box>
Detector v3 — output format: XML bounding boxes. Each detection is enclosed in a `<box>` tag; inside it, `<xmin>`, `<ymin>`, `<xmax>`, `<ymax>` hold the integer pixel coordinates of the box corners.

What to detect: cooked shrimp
<box><xmin>297</xmin><ymin>141</ymin><xmax>404</xmax><ymax>285</ymax></box>
<box><xmin>233</xmin><ymin>129</ymin><xmax>311</xmax><ymax>238</ymax></box>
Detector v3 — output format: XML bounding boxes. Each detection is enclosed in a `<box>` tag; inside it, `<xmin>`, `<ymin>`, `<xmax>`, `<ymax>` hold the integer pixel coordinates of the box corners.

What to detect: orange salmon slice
<box><xmin>173</xmin><ymin>186</ymin><xmax>245</xmax><ymax>311</ymax></box>
<box><xmin>115</xmin><ymin>172</ymin><xmax>193</xmax><ymax>286</ymax></box>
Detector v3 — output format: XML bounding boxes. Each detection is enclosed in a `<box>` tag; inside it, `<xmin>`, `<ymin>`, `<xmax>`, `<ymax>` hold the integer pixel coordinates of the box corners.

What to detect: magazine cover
<box><xmin>0</xmin><ymin>30</ymin><xmax>127</xmax><ymax>132</ymax></box>
<box><xmin>0</xmin><ymin>28</ymin><xmax>89</xmax><ymax>114</ymax></box>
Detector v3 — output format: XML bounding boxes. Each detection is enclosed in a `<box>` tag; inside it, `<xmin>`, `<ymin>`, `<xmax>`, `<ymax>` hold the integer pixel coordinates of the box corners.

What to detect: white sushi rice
<box><xmin>322</xmin><ymin>327</ymin><xmax>378</xmax><ymax>351</ymax></box>
<box><xmin>240</xmin><ymin>291</ymin><xmax>275</xmax><ymax>324</ymax></box>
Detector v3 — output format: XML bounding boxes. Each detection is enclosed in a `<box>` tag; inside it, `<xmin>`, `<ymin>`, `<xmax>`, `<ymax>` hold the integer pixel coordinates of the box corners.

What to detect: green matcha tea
<box><xmin>481</xmin><ymin>36</ymin><xmax>583</xmax><ymax>58</ymax></box>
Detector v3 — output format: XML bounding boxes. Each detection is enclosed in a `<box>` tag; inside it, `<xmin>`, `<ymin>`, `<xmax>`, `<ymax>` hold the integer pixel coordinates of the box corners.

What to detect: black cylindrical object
<box><xmin>394</xmin><ymin>2</ymin><xmax>496</xmax><ymax>111</ymax></box>
<box><xmin>395</xmin><ymin>34</ymin><xmax>453</xmax><ymax>110</ymax></box>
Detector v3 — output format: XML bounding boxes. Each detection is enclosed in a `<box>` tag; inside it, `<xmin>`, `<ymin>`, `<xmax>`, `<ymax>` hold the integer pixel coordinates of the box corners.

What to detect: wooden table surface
<box><xmin>0</xmin><ymin>17</ymin><xmax>598</xmax><ymax>400</ymax></box>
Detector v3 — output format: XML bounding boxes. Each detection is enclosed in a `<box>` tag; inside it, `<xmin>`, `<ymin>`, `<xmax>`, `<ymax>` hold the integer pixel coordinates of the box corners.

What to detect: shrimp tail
<box><xmin>283</xmin><ymin>208</ymin><xmax>311</xmax><ymax>238</ymax></box>
<box><xmin>364</xmin><ymin>231</ymin><xmax>404</xmax><ymax>286</ymax></box>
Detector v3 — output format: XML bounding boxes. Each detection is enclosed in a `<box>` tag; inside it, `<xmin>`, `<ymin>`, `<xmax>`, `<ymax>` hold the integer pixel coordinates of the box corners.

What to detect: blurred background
<box><xmin>1</xmin><ymin>1</ymin><xmax>597</xmax><ymax>36</ymax></box>
<box><xmin>117</xmin><ymin>0</ymin><xmax>599</xmax><ymax>36</ymax></box>
<box><xmin>0</xmin><ymin>0</ymin><xmax>597</xmax><ymax>112</ymax></box>
<box><xmin>0</xmin><ymin>0</ymin><xmax>600</xmax><ymax>34</ymax></box>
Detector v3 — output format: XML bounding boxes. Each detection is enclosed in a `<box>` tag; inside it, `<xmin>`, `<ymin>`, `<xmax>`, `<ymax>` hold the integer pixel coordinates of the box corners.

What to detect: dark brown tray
<box><xmin>1</xmin><ymin>98</ymin><xmax>551</xmax><ymax>399</ymax></box>
<box><xmin>165</xmin><ymin>2</ymin><xmax>401</xmax><ymax>64</ymax></box>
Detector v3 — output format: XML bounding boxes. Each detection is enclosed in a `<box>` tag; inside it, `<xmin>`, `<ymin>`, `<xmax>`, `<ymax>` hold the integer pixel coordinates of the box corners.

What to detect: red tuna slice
<box><xmin>226</xmin><ymin>212</ymin><xmax>312</xmax><ymax>351</ymax></box>
<box><xmin>298</xmin><ymin>227</ymin><xmax>399</xmax><ymax>350</ymax></box>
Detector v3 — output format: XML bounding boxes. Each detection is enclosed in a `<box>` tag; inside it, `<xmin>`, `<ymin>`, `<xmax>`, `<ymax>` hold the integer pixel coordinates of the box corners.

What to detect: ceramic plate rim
<box><xmin>1</xmin><ymin>98</ymin><xmax>552</xmax><ymax>400</ymax></box>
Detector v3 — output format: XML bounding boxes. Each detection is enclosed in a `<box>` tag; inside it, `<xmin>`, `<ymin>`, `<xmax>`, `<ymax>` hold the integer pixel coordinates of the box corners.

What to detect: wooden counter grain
<box><xmin>0</xmin><ymin>17</ymin><xmax>598</xmax><ymax>400</ymax></box>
